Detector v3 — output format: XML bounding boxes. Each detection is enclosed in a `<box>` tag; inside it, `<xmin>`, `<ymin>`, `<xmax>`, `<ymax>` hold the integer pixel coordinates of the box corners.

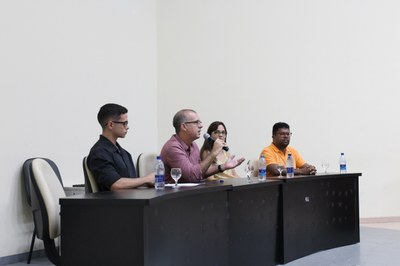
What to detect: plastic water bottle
<box><xmin>340</xmin><ymin>153</ymin><xmax>347</xmax><ymax>173</ymax></box>
<box><xmin>154</xmin><ymin>156</ymin><xmax>165</xmax><ymax>190</ymax></box>
<box><xmin>286</xmin><ymin>153</ymin><xmax>294</xmax><ymax>178</ymax></box>
<box><xmin>258</xmin><ymin>155</ymin><xmax>267</xmax><ymax>181</ymax></box>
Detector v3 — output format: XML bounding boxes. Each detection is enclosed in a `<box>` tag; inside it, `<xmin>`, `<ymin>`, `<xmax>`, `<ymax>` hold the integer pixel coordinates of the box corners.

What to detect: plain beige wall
<box><xmin>0</xmin><ymin>0</ymin><xmax>157</xmax><ymax>258</ymax></box>
<box><xmin>157</xmin><ymin>0</ymin><xmax>400</xmax><ymax>219</ymax></box>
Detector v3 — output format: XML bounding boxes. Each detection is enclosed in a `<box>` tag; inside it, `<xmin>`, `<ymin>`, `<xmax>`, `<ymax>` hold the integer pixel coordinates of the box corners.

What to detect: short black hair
<box><xmin>97</xmin><ymin>103</ymin><xmax>128</xmax><ymax>128</ymax></box>
<box><xmin>272</xmin><ymin>122</ymin><xmax>290</xmax><ymax>135</ymax></box>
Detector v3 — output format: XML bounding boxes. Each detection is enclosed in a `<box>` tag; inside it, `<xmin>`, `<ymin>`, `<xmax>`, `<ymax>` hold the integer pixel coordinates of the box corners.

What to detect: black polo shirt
<box><xmin>87</xmin><ymin>135</ymin><xmax>137</xmax><ymax>191</ymax></box>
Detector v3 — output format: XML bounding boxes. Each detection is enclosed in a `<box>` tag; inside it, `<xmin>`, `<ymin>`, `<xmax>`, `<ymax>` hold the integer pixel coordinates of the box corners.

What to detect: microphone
<box><xmin>203</xmin><ymin>133</ymin><xmax>229</xmax><ymax>151</ymax></box>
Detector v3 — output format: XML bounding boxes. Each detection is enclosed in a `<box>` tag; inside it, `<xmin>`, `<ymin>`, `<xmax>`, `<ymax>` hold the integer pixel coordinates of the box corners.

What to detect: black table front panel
<box><xmin>280</xmin><ymin>175</ymin><xmax>360</xmax><ymax>263</ymax></box>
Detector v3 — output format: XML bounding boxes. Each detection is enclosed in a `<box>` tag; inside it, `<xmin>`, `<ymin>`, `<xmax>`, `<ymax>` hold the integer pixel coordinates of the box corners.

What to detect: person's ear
<box><xmin>181</xmin><ymin>123</ymin><xmax>187</xmax><ymax>132</ymax></box>
<box><xmin>105</xmin><ymin>121</ymin><xmax>112</xmax><ymax>129</ymax></box>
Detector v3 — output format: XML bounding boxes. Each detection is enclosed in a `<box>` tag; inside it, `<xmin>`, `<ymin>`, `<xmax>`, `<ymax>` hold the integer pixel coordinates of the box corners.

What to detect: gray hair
<box><xmin>173</xmin><ymin>109</ymin><xmax>196</xmax><ymax>133</ymax></box>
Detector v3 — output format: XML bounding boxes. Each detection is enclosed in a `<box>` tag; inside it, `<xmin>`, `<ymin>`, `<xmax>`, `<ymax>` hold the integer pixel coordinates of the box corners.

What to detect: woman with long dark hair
<box><xmin>200</xmin><ymin>121</ymin><xmax>240</xmax><ymax>179</ymax></box>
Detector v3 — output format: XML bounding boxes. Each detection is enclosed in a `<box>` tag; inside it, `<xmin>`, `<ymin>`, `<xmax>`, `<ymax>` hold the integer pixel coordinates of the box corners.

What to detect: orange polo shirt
<box><xmin>260</xmin><ymin>143</ymin><xmax>306</xmax><ymax>177</ymax></box>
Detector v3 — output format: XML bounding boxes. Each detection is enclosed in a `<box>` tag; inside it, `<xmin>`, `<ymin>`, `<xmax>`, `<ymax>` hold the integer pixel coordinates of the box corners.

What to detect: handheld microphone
<box><xmin>203</xmin><ymin>133</ymin><xmax>229</xmax><ymax>151</ymax></box>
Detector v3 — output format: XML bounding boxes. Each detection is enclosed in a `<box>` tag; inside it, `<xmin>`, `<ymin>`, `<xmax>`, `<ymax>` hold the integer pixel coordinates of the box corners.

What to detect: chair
<box><xmin>136</xmin><ymin>152</ymin><xmax>158</xmax><ymax>176</ymax></box>
<box><xmin>22</xmin><ymin>158</ymin><xmax>63</xmax><ymax>264</ymax></box>
<box><xmin>82</xmin><ymin>156</ymin><xmax>99</xmax><ymax>193</ymax></box>
<box><xmin>29</xmin><ymin>158</ymin><xmax>65</xmax><ymax>265</ymax></box>
<box><xmin>249</xmin><ymin>159</ymin><xmax>259</xmax><ymax>177</ymax></box>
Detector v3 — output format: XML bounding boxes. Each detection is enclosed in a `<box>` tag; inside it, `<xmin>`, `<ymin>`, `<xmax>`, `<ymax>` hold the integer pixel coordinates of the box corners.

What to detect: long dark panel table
<box><xmin>272</xmin><ymin>173</ymin><xmax>361</xmax><ymax>264</ymax></box>
<box><xmin>60</xmin><ymin>173</ymin><xmax>360</xmax><ymax>266</ymax></box>
<box><xmin>226</xmin><ymin>178</ymin><xmax>281</xmax><ymax>266</ymax></box>
<box><xmin>60</xmin><ymin>182</ymin><xmax>231</xmax><ymax>266</ymax></box>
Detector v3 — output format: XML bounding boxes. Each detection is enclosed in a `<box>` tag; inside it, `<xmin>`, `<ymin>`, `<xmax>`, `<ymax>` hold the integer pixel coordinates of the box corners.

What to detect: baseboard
<box><xmin>0</xmin><ymin>249</ymin><xmax>45</xmax><ymax>265</ymax></box>
<box><xmin>360</xmin><ymin>216</ymin><xmax>400</xmax><ymax>223</ymax></box>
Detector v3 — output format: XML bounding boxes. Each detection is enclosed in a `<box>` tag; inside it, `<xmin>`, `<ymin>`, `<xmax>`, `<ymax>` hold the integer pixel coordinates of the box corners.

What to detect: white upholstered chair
<box><xmin>249</xmin><ymin>159</ymin><xmax>259</xmax><ymax>177</ymax></box>
<box><xmin>22</xmin><ymin>157</ymin><xmax>63</xmax><ymax>264</ymax></box>
<box><xmin>82</xmin><ymin>156</ymin><xmax>99</xmax><ymax>193</ymax></box>
<box><xmin>29</xmin><ymin>158</ymin><xmax>65</xmax><ymax>265</ymax></box>
<box><xmin>136</xmin><ymin>152</ymin><xmax>158</xmax><ymax>176</ymax></box>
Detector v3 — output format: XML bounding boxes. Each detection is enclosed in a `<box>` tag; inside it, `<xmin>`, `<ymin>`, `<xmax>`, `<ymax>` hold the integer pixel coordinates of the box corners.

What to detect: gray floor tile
<box><xmin>5</xmin><ymin>226</ymin><xmax>400</xmax><ymax>266</ymax></box>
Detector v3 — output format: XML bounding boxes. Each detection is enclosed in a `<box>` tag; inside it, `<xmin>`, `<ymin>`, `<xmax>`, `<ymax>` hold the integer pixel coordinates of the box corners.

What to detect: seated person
<box><xmin>87</xmin><ymin>103</ymin><xmax>154</xmax><ymax>191</ymax></box>
<box><xmin>260</xmin><ymin>122</ymin><xmax>316</xmax><ymax>177</ymax></box>
<box><xmin>200</xmin><ymin>121</ymin><xmax>240</xmax><ymax>179</ymax></box>
<box><xmin>160</xmin><ymin>109</ymin><xmax>245</xmax><ymax>183</ymax></box>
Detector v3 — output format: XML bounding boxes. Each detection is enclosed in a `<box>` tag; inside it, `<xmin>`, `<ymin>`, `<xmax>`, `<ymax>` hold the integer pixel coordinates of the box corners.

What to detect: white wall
<box><xmin>2</xmin><ymin>0</ymin><xmax>400</xmax><ymax>260</ymax></box>
<box><xmin>157</xmin><ymin>0</ymin><xmax>400</xmax><ymax>218</ymax></box>
<box><xmin>0</xmin><ymin>0</ymin><xmax>157</xmax><ymax>258</ymax></box>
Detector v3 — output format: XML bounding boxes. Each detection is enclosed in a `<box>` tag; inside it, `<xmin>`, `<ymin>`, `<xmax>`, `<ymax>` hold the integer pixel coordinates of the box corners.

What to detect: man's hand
<box><xmin>303</xmin><ymin>165</ymin><xmax>317</xmax><ymax>175</ymax></box>
<box><xmin>145</xmin><ymin>173</ymin><xmax>155</xmax><ymax>185</ymax></box>
<box><xmin>308</xmin><ymin>165</ymin><xmax>317</xmax><ymax>175</ymax></box>
<box><xmin>224</xmin><ymin>155</ymin><xmax>246</xmax><ymax>170</ymax></box>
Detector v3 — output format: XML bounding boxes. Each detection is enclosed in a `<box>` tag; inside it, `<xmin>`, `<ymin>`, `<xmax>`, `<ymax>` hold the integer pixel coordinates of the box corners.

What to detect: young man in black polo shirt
<box><xmin>87</xmin><ymin>103</ymin><xmax>154</xmax><ymax>191</ymax></box>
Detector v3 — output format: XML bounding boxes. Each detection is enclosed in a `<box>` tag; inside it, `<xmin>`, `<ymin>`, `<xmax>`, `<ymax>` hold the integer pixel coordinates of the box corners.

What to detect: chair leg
<box><xmin>27</xmin><ymin>228</ymin><xmax>36</xmax><ymax>264</ymax></box>
<box><xmin>43</xmin><ymin>238</ymin><xmax>61</xmax><ymax>266</ymax></box>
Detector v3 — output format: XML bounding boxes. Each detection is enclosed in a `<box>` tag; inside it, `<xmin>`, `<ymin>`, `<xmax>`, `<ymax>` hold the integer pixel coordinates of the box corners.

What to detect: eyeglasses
<box><xmin>212</xmin><ymin>130</ymin><xmax>226</xmax><ymax>135</ymax></box>
<box><xmin>184</xmin><ymin>120</ymin><xmax>202</xmax><ymax>126</ymax></box>
<box><xmin>112</xmin><ymin>121</ymin><xmax>129</xmax><ymax>127</ymax></box>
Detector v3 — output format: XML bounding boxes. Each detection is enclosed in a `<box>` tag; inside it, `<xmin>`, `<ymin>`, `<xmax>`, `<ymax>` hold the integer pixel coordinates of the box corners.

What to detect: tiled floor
<box><xmin>5</xmin><ymin>257</ymin><xmax>51</xmax><ymax>266</ymax></box>
<box><xmin>281</xmin><ymin>227</ymin><xmax>400</xmax><ymax>266</ymax></box>
<box><xmin>6</xmin><ymin>222</ymin><xmax>400</xmax><ymax>266</ymax></box>
<box><xmin>281</xmin><ymin>219</ymin><xmax>400</xmax><ymax>266</ymax></box>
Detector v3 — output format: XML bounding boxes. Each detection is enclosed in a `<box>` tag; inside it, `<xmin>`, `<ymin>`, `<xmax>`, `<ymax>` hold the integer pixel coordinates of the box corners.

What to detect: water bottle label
<box><xmin>258</xmin><ymin>168</ymin><xmax>266</xmax><ymax>181</ymax></box>
<box><xmin>286</xmin><ymin>167</ymin><xmax>294</xmax><ymax>175</ymax></box>
<box><xmin>258</xmin><ymin>169</ymin><xmax>266</xmax><ymax>177</ymax></box>
<box><xmin>340</xmin><ymin>164</ymin><xmax>347</xmax><ymax>173</ymax></box>
<box><xmin>155</xmin><ymin>174</ymin><xmax>165</xmax><ymax>183</ymax></box>
<box><xmin>155</xmin><ymin>174</ymin><xmax>165</xmax><ymax>190</ymax></box>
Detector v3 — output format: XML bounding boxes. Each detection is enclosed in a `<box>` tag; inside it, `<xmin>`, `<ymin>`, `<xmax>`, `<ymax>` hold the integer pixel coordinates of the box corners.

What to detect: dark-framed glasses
<box><xmin>112</xmin><ymin>121</ymin><xmax>129</xmax><ymax>127</ymax></box>
<box><xmin>212</xmin><ymin>130</ymin><xmax>226</xmax><ymax>135</ymax></box>
<box><xmin>184</xmin><ymin>120</ymin><xmax>202</xmax><ymax>126</ymax></box>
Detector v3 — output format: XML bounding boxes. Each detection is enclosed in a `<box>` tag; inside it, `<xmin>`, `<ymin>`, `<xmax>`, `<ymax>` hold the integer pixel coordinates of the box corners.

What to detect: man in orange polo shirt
<box><xmin>260</xmin><ymin>122</ymin><xmax>316</xmax><ymax>177</ymax></box>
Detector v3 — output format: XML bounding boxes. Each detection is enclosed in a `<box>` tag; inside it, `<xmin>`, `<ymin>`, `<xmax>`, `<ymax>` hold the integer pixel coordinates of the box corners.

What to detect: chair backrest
<box><xmin>249</xmin><ymin>159</ymin><xmax>259</xmax><ymax>177</ymax></box>
<box><xmin>30</xmin><ymin>158</ymin><xmax>65</xmax><ymax>240</ymax></box>
<box><xmin>83</xmin><ymin>156</ymin><xmax>99</xmax><ymax>193</ymax></box>
<box><xmin>22</xmin><ymin>158</ymin><xmax>63</xmax><ymax>207</ymax></box>
<box><xmin>136</xmin><ymin>152</ymin><xmax>157</xmax><ymax>176</ymax></box>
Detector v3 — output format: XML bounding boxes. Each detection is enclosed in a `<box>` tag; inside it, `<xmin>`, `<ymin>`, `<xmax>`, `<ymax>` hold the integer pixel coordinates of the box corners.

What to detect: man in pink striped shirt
<box><xmin>161</xmin><ymin>109</ymin><xmax>245</xmax><ymax>183</ymax></box>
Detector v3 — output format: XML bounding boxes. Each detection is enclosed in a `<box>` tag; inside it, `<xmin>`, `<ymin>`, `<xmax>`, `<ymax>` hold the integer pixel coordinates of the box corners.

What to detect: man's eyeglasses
<box><xmin>184</xmin><ymin>120</ymin><xmax>202</xmax><ymax>126</ymax></box>
<box><xmin>212</xmin><ymin>130</ymin><xmax>226</xmax><ymax>135</ymax></box>
<box><xmin>112</xmin><ymin>121</ymin><xmax>129</xmax><ymax>127</ymax></box>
